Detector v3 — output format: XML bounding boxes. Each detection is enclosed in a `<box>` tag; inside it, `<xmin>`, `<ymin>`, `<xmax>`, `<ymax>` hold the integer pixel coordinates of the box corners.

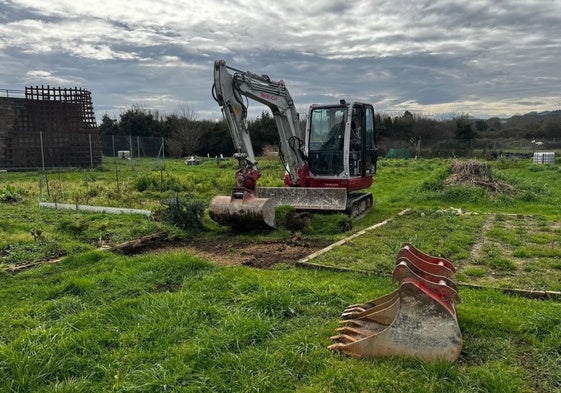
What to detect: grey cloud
<box><xmin>1</xmin><ymin>0</ymin><xmax>560</xmax><ymax>120</ymax></box>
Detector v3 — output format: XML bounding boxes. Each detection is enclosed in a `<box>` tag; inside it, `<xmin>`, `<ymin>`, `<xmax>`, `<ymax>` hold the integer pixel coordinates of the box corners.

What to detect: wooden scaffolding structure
<box><xmin>0</xmin><ymin>86</ymin><xmax>101</xmax><ymax>169</ymax></box>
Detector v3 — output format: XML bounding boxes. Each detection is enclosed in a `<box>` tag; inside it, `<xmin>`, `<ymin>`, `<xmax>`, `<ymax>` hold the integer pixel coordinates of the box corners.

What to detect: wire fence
<box><xmin>378</xmin><ymin>137</ymin><xmax>561</xmax><ymax>159</ymax></box>
<box><xmin>0</xmin><ymin>88</ymin><xmax>25</xmax><ymax>98</ymax></box>
<box><xmin>0</xmin><ymin>130</ymin><xmax>102</xmax><ymax>171</ymax></box>
<box><xmin>2</xmin><ymin>131</ymin><xmax>560</xmax><ymax>172</ymax></box>
<box><xmin>100</xmin><ymin>134</ymin><xmax>561</xmax><ymax>161</ymax></box>
<box><xmin>101</xmin><ymin>135</ymin><xmax>166</xmax><ymax>159</ymax></box>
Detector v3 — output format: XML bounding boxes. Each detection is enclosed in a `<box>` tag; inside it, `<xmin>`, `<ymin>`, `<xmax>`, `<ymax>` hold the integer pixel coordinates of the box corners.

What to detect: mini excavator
<box><xmin>210</xmin><ymin>60</ymin><xmax>378</xmax><ymax>228</ymax></box>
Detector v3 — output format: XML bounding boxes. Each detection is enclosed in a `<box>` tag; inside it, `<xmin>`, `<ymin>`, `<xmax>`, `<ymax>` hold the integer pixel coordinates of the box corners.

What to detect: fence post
<box><xmin>129</xmin><ymin>135</ymin><xmax>133</xmax><ymax>169</ymax></box>
<box><xmin>162</xmin><ymin>137</ymin><xmax>165</xmax><ymax>169</ymax></box>
<box><xmin>39</xmin><ymin>131</ymin><xmax>46</xmax><ymax>170</ymax></box>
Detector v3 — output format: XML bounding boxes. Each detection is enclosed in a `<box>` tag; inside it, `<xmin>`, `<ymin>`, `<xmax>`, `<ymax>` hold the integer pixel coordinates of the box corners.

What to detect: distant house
<box><xmin>0</xmin><ymin>86</ymin><xmax>101</xmax><ymax>170</ymax></box>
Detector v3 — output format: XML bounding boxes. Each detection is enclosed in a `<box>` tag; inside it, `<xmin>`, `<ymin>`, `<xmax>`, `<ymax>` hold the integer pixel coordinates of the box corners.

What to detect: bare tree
<box><xmin>166</xmin><ymin>105</ymin><xmax>205</xmax><ymax>157</ymax></box>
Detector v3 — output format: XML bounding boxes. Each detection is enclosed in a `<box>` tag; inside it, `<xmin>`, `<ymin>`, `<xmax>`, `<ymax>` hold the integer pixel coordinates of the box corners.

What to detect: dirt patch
<box><xmin>116</xmin><ymin>233</ymin><xmax>331</xmax><ymax>269</ymax></box>
<box><xmin>178</xmin><ymin>237</ymin><xmax>331</xmax><ymax>268</ymax></box>
<box><xmin>5</xmin><ymin>232</ymin><xmax>331</xmax><ymax>273</ymax></box>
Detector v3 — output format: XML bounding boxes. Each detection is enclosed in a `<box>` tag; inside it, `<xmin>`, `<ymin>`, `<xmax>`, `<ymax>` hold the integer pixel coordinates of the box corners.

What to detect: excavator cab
<box><xmin>306</xmin><ymin>102</ymin><xmax>377</xmax><ymax>184</ymax></box>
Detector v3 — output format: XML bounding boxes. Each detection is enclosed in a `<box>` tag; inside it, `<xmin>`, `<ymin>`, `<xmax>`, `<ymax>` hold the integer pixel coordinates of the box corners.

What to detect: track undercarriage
<box><xmin>209</xmin><ymin>187</ymin><xmax>373</xmax><ymax>229</ymax></box>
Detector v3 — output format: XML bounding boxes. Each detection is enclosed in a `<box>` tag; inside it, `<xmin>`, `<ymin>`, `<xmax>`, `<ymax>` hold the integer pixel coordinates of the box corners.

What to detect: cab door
<box><xmin>362</xmin><ymin>105</ymin><xmax>377</xmax><ymax>176</ymax></box>
<box><xmin>350</xmin><ymin>103</ymin><xmax>377</xmax><ymax>177</ymax></box>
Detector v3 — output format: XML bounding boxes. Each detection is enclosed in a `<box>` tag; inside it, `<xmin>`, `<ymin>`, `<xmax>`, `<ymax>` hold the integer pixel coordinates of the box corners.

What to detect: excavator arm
<box><xmin>212</xmin><ymin>60</ymin><xmax>308</xmax><ymax>194</ymax></box>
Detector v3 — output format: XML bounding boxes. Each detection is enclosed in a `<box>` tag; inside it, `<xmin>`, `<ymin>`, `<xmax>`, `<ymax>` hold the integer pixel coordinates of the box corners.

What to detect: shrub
<box><xmin>0</xmin><ymin>185</ymin><xmax>23</xmax><ymax>203</ymax></box>
<box><xmin>154</xmin><ymin>194</ymin><xmax>205</xmax><ymax>230</ymax></box>
<box><xmin>134</xmin><ymin>174</ymin><xmax>158</xmax><ymax>192</ymax></box>
<box><xmin>134</xmin><ymin>172</ymin><xmax>187</xmax><ymax>192</ymax></box>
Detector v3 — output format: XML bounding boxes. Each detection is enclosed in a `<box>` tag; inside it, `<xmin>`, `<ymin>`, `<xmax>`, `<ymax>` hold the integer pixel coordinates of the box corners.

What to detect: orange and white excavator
<box><xmin>210</xmin><ymin>60</ymin><xmax>378</xmax><ymax>228</ymax></box>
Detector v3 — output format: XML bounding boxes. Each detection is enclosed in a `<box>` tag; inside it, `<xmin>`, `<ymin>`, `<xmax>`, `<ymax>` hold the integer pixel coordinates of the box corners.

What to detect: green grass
<box><xmin>2</xmin><ymin>156</ymin><xmax>561</xmax><ymax>391</ymax></box>
<box><xmin>1</xmin><ymin>251</ymin><xmax>559</xmax><ymax>392</ymax></box>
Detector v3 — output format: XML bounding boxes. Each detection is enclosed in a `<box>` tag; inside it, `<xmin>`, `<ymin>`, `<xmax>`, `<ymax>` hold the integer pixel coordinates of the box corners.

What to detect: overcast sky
<box><xmin>1</xmin><ymin>0</ymin><xmax>560</xmax><ymax>122</ymax></box>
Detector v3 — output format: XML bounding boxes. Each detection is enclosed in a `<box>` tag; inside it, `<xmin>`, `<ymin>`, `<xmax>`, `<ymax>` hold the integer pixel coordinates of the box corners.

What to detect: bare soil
<box><xmin>118</xmin><ymin>234</ymin><xmax>331</xmax><ymax>269</ymax></box>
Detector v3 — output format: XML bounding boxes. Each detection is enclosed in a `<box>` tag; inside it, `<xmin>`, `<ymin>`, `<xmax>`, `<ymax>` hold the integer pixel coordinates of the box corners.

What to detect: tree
<box><xmin>165</xmin><ymin>106</ymin><xmax>205</xmax><ymax>157</ymax></box>
<box><xmin>475</xmin><ymin>119</ymin><xmax>489</xmax><ymax>132</ymax></box>
<box><xmin>392</xmin><ymin>111</ymin><xmax>415</xmax><ymax>140</ymax></box>
<box><xmin>118</xmin><ymin>106</ymin><xmax>164</xmax><ymax>137</ymax></box>
<box><xmin>247</xmin><ymin>111</ymin><xmax>279</xmax><ymax>155</ymax></box>
<box><xmin>540</xmin><ymin>118</ymin><xmax>561</xmax><ymax>139</ymax></box>
<box><xmin>454</xmin><ymin>114</ymin><xmax>477</xmax><ymax>140</ymax></box>
<box><xmin>201</xmin><ymin>120</ymin><xmax>234</xmax><ymax>157</ymax></box>
<box><xmin>99</xmin><ymin>114</ymin><xmax>119</xmax><ymax>135</ymax></box>
<box><xmin>487</xmin><ymin>117</ymin><xmax>502</xmax><ymax>131</ymax></box>
<box><xmin>412</xmin><ymin>117</ymin><xmax>450</xmax><ymax>141</ymax></box>
<box><xmin>166</xmin><ymin>115</ymin><xmax>205</xmax><ymax>157</ymax></box>
<box><xmin>375</xmin><ymin>114</ymin><xmax>393</xmax><ymax>139</ymax></box>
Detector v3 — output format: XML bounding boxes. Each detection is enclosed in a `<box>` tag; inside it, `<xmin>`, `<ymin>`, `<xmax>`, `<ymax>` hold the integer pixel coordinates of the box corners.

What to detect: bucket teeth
<box><xmin>335</xmin><ymin>326</ymin><xmax>372</xmax><ymax>337</ymax></box>
<box><xmin>329</xmin><ymin>244</ymin><xmax>462</xmax><ymax>363</ymax></box>
<box><xmin>342</xmin><ymin>291</ymin><xmax>400</xmax><ymax>320</ymax></box>
<box><xmin>330</xmin><ymin>334</ymin><xmax>359</xmax><ymax>344</ymax></box>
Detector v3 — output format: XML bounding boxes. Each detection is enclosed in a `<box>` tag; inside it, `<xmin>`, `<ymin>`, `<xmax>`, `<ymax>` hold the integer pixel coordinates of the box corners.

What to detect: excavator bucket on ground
<box><xmin>256</xmin><ymin>187</ymin><xmax>348</xmax><ymax>212</ymax></box>
<box><xmin>329</xmin><ymin>244</ymin><xmax>462</xmax><ymax>362</ymax></box>
<box><xmin>209</xmin><ymin>187</ymin><xmax>357</xmax><ymax>229</ymax></box>
<box><xmin>208</xmin><ymin>195</ymin><xmax>277</xmax><ymax>229</ymax></box>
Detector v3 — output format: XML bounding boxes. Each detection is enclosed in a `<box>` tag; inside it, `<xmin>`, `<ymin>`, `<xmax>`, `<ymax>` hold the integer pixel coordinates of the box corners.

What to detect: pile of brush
<box><xmin>444</xmin><ymin>160</ymin><xmax>514</xmax><ymax>194</ymax></box>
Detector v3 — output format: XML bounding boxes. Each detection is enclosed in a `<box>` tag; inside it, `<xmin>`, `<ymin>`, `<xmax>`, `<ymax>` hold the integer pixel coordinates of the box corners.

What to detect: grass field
<box><xmin>1</xmin><ymin>155</ymin><xmax>560</xmax><ymax>392</ymax></box>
